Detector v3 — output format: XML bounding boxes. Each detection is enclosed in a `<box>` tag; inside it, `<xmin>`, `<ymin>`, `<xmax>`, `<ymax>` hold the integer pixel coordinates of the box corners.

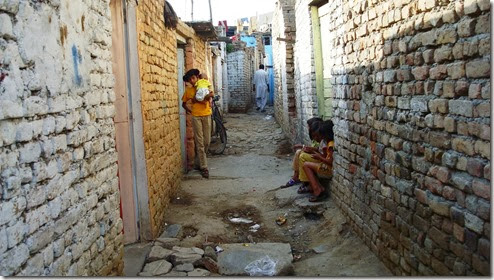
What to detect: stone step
<box><xmin>274</xmin><ymin>184</ymin><xmax>330</xmax><ymax>214</ymax></box>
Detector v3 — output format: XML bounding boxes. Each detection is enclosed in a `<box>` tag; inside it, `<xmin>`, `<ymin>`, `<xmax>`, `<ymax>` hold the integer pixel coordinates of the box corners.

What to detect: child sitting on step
<box><xmin>302</xmin><ymin>120</ymin><xmax>334</xmax><ymax>202</ymax></box>
<box><xmin>281</xmin><ymin>117</ymin><xmax>323</xmax><ymax>188</ymax></box>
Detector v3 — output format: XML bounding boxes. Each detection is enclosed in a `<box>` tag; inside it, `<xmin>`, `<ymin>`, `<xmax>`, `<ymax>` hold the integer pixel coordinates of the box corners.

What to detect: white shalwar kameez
<box><xmin>253</xmin><ymin>69</ymin><xmax>269</xmax><ymax>111</ymax></box>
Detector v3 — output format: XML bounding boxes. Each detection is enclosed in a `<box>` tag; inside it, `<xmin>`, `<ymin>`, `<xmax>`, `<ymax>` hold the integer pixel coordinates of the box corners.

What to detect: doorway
<box><xmin>310</xmin><ymin>0</ymin><xmax>332</xmax><ymax>119</ymax></box>
<box><xmin>177</xmin><ymin>47</ymin><xmax>187</xmax><ymax>172</ymax></box>
<box><xmin>110</xmin><ymin>0</ymin><xmax>139</xmax><ymax>243</ymax></box>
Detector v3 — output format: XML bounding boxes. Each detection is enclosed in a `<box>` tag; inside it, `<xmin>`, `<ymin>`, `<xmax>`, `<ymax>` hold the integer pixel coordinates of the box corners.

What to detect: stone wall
<box><xmin>135</xmin><ymin>0</ymin><xmax>183</xmax><ymax>238</ymax></box>
<box><xmin>0</xmin><ymin>0</ymin><xmax>122</xmax><ymax>276</ymax></box>
<box><xmin>227</xmin><ymin>42</ymin><xmax>254</xmax><ymax>113</ymax></box>
<box><xmin>272</xmin><ymin>0</ymin><xmax>297</xmax><ymax>142</ymax></box>
<box><xmin>293</xmin><ymin>0</ymin><xmax>318</xmax><ymax>143</ymax></box>
<box><xmin>324</xmin><ymin>0</ymin><xmax>490</xmax><ymax>276</ymax></box>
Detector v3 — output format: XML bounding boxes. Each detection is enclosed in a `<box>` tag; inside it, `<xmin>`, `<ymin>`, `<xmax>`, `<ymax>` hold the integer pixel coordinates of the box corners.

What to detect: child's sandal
<box><xmin>200</xmin><ymin>168</ymin><xmax>209</xmax><ymax>179</ymax></box>
<box><xmin>281</xmin><ymin>178</ymin><xmax>300</xmax><ymax>188</ymax></box>
<box><xmin>309</xmin><ymin>192</ymin><xmax>328</xmax><ymax>202</ymax></box>
<box><xmin>297</xmin><ymin>184</ymin><xmax>311</xmax><ymax>194</ymax></box>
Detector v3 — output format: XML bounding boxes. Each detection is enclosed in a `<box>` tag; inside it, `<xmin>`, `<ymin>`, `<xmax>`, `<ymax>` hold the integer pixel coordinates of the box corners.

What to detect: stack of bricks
<box><xmin>272</xmin><ymin>0</ymin><xmax>297</xmax><ymax>143</ymax></box>
<box><xmin>136</xmin><ymin>0</ymin><xmax>184</xmax><ymax>238</ymax></box>
<box><xmin>324</xmin><ymin>0</ymin><xmax>490</xmax><ymax>276</ymax></box>
<box><xmin>0</xmin><ymin>0</ymin><xmax>123</xmax><ymax>276</ymax></box>
<box><xmin>227</xmin><ymin>41</ymin><xmax>254</xmax><ymax>113</ymax></box>
<box><xmin>293</xmin><ymin>0</ymin><xmax>319</xmax><ymax>144</ymax></box>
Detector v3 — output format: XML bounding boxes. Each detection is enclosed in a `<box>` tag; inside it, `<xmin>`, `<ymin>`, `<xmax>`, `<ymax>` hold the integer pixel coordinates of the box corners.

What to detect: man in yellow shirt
<box><xmin>181</xmin><ymin>69</ymin><xmax>214</xmax><ymax>178</ymax></box>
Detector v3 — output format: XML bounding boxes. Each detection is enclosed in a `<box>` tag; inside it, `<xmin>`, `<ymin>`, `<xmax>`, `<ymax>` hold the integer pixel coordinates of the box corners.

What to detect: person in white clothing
<box><xmin>253</xmin><ymin>64</ymin><xmax>269</xmax><ymax>112</ymax></box>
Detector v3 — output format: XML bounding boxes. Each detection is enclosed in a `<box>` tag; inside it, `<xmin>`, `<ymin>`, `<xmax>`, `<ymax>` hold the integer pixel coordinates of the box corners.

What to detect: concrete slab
<box><xmin>123</xmin><ymin>242</ymin><xmax>152</xmax><ymax>276</ymax></box>
<box><xmin>217</xmin><ymin>243</ymin><xmax>294</xmax><ymax>276</ymax></box>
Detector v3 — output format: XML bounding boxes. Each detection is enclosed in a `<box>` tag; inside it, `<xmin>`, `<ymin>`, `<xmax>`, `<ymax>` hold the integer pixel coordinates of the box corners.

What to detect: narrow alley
<box><xmin>124</xmin><ymin>109</ymin><xmax>391</xmax><ymax>276</ymax></box>
<box><xmin>0</xmin><ymin>0</ymin><xmax>490</xmax><ymax>277</ymax></box>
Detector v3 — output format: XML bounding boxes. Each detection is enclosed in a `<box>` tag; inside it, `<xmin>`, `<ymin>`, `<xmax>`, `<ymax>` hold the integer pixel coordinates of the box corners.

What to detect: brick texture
<box><xmin>227</xmin><ymin>41</ymin><xmax>254</xmax><ymax>112</ymax></box>
<box><xmin>136</xmin><ymin>1</ymin><xmax>192</xmax><ymax>238</ymax></box>
<box><xmin>272</xmin><ymin>0</ymin><xmax>298</xmax><ymax>142</ymax></box>
<box><xmin>274</xmin><ymin>0</ymin><xmax>490</xmax><ymax>276</ymax></box>
<box><xmin>0</xmin><ymin>0</ymin><xmax>122</xmax><ymax>276</ymax></box>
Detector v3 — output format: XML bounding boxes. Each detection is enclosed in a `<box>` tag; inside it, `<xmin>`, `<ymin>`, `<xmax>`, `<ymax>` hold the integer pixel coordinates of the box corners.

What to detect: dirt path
<box><xmin>158</xmin><ymin>108</ymin><xmax>392</xmax><ymax>276</ymax></box>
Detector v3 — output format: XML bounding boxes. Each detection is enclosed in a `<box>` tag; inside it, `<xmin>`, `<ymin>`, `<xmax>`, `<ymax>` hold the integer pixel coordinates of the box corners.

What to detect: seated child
<box><xmin>194</xmin><ymin>73</ymin><xmax>213</xmax><ymax>102</ymax></box>
<box><xmin>281</xmin><ymin>117</ymin><xmax>323</xmax><ymax>188</ymax></box>
<box><xmin>302</xmin><ymin>120</ymin><xmax>334</xmax><ymax>202</ymax></box>
<box><xmin>294</xmin><ymin>121</ymin><xmax>331</xmax><ymax>194</ymax></box>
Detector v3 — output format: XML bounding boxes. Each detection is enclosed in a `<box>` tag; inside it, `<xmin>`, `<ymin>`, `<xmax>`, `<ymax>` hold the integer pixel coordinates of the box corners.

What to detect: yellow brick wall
<box><xmin>192</xmin><ymin>36</ymin><xmax>207</xmax><ymax>71</ymax></box>
<box><xmin>136</xmin><ymin>0</ymin><xmax>182</xmax><ymax>238</ymax></box>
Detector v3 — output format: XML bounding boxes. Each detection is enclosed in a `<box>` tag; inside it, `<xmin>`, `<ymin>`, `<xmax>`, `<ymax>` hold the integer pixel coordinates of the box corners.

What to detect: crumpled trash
<box><xmin>229</xmin><ymin>217</ymin><xmax>253</xmax><ymax>224</ymax></box>
<box><xmin>275</xmin><ymin>216</ymin><xmax>286</xmax><ymax>226</ymax></box>
<box><xmin>249</xmin><ymin>224</ymin><xmax>261</xmax><ymax>232</ymax></box>
<box><xmin>215</xmin><ymin>246</ymin><xmax>224</xmax><ymax>253</ymax></box>
<box><xmin>244</xmin><ymin>255</ymin><xmax>277</xmax><ymax>276</ymax></box>
<box><xmin>264</xmin><ymin>115</ymin><xmax>273</xmax><ymax>120</ymax></box>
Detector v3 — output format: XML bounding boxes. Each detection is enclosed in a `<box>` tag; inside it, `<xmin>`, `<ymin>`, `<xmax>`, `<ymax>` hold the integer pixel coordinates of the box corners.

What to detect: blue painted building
<box><xmin>263</xmin><ymin>36</ymin><xmax>274</xmax><ymax>106</ymax></box>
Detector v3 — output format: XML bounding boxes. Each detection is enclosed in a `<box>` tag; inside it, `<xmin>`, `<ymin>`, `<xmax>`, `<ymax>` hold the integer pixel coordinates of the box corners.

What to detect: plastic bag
<box><xmin>244</xmin><ymin>255</ymin><xmax>277</xmax><ymax>276</ymax></box>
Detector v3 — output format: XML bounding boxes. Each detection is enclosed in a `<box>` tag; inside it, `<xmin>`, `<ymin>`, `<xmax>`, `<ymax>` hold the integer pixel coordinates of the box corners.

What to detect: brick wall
<box><xmin>324</xmin><ymin>0</ymin><xmax>490</xmax><ymax>276</ymax></box>
<box><xmin>0</xmin><ymin>0</ymin><xmax>122</xmax><ymax>276</ymax></box>
<box><xmin>187</xmin><ymin>36</ymin><xmax>207</xmax><ymax>71</ymax></box>
<box><xmin>135</xmin><ymin>0</ymin><xmax>183</xmax><ymax>238</ymax></box>
<box><xmin>272</xmin><ymin>0</ymin><xmax>297</xmax><ymax>142</ymax></box>
<box><xmin>227</xmin><ymin>42</ymin><xmax>254</xmax><ymax>113</ymax></box>
<box><xmin>293</xmin><ymin>0</ymin><xmax>318</xmax><ymax>144</ymax></box>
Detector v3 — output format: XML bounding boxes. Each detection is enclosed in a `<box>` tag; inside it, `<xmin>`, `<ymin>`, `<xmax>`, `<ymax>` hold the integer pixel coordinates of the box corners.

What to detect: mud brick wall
<box><xmin>293</xmin><ymin>0</ymin><xmax>318</xmax><ymax>144</ymax></box>
<box><xmin>0</xmin><ymin>0</ymin><xmax>123</xmax><ymax>276</ymax></box>
<box><xmin>191</xmin><ymin>36</ymin><xmax>207</xmax><ymax>72</ymax></box>
<box><xmin>326</xmin><ymin>0</ymin><xmax>490</xmax><ymax>276</ymax></box>
<box><xmin>227</xmin><ymin>45</ymin><xmax>254</xmax><ymax>113</ymax></box>
<box><xmin>272</xmin><ymin>0</ymin><xmax>297</xmax><ymax>143</ymax></box>
<box><xmin>135</xmin><ymin>0</ymin><xmax>187</xmax><ymax>238</ymax></box>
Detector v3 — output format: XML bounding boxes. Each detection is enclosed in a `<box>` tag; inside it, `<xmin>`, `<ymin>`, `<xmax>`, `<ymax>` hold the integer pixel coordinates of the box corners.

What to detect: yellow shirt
<box><xmin>326</xmin><ymin>141</ymin><xmax>334</xmax><ymax>157</ymax></box>
<box><xmin>195</xmin><ymin>79</ymin><xmax>212</xmax><ymax>90</ymax></box>
<box><xmin>182</xmin><ymin>86</ymin><xmax>212</xmax><ymax>117</ymax></box>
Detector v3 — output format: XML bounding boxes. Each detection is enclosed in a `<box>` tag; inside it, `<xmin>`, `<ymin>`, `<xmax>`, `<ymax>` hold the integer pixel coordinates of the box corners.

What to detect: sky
<box><xmin>167</xmin><ymin>0</ymin><xmax>277</xmax><ymax>26</ymax></box>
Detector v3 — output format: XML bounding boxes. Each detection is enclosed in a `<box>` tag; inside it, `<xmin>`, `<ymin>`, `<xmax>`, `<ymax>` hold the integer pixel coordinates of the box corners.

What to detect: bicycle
<box><xmin>209</xmin><ymin>95</ymin><xmax>227</xmax><ymax>155</ymax></box>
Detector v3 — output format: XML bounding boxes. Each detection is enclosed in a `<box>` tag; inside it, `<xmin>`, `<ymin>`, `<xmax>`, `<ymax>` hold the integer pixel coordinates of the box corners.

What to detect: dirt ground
<box><xmin>160</xmin><ymin>107</ymin><xmax>392</xmax><ymax>276</ymax></box>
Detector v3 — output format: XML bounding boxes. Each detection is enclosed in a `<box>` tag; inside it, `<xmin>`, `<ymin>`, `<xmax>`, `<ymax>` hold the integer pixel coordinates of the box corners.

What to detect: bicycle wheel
<box><xmin>209</xmin><ymin>117</ymin><xmax>227</xmax><ymax>155</ymax></box>
<box><xmin>213</xmin><ymin>105</ymin><xmax>224</xmax><ymax>123</ymax></box>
